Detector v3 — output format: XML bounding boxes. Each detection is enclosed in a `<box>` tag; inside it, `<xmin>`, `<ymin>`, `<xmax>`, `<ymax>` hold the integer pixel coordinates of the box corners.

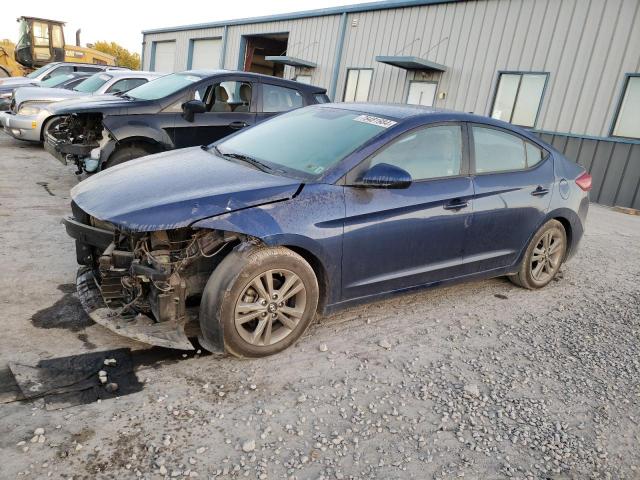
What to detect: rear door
<box><xmin>464</xmin><ymin>124</ymin><xmax>554</xmax><ymax>273</ymax></box>
<box><xmin>172</xmin><ymin>76</ymin><xmax>257</xmax><ymax>148</ymax></box>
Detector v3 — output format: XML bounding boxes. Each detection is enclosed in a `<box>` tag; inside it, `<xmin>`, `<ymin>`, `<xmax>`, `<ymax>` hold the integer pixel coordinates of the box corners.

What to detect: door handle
<box><xmin>229</xmin><ymin>121</ymin><xmax>248</xmax><ymax>130</ymax></box>
<box><xmin>531</xmin><ymin>186</ymin><xmax>549</xmax><ymax>197</ymax></box>
<box><xmin>443</xmin><ymin>200</ymin><xmax>468</xmax><ymax>211</ymax></box>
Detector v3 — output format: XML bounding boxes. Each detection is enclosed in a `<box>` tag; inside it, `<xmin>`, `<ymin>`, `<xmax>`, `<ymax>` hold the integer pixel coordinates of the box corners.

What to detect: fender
<box><xmin>192</xmin><ymin>183</ymin><xmax>346</xmax><ymax>307</ymax></box>
<box><xmin>102</xmin><ymin>116</ymin><xmax>174</xmax><ymax>150</ymax></box>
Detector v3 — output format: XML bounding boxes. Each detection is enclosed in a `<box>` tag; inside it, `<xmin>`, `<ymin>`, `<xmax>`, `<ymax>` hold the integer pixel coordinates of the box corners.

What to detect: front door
<box><xmin>464</xmin><ymin>124</ymin><xmax>555</xmax><ymax>273</ymax></box>
<box><xmin>341</xmin><ymin>123</ymin><xmax>473</xmax><ymax>300</ymax></box>
<box><xmin>172</xmin><ymin>78</ymin><xmax>257</xmax><ymax>148</ymax></box>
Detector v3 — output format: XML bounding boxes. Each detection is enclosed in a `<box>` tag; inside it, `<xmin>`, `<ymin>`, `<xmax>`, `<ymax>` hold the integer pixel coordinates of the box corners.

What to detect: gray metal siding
<box><xmin>141</xmin><ymin>0</ymin><xmax>640</xmax><ymax>208</ymax></box>
<box><xmin>537</xmin><ymin>133</ymin><xmax>640</xmax><ymax>209</ymax></box>
<box><xmin>142</xmin><ymin>0</ymin><xmax>640</xmax><ymax>136</ymax></box>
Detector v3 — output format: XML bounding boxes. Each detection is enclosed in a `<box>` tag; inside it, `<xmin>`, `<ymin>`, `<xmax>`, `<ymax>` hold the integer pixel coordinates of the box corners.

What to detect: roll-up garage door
<box><xmin>191</xmin><ymin>39</ymin><xmax>221</xmax><ymax>69</ymax></box>
<box><xmin>153</xmin><ymin>41</ymin><xmax>176</xmax><ymax>73</ymax></box>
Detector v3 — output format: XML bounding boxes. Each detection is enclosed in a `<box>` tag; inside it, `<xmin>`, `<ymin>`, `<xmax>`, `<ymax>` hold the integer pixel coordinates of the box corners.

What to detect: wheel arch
<box><xmin>282</xmin><ymin>244</ymin><xmax>330</xmax><ymax>313</ymax></box>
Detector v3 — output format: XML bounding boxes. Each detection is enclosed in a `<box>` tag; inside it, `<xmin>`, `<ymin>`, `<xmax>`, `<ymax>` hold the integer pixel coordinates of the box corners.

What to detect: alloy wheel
<box><xmin>234</xmin><ymin>269</ymin><xmax>307</xmax><ymax>346</ymax></box>
<box><xmin>530</xmin><ymin>229</ymin><xmax>564</xmax><ymax>283</ymax></box>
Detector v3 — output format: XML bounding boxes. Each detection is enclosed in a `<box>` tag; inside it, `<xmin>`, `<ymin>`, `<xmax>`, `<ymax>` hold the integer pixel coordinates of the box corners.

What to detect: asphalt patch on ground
<box><xmin>31</xmin><ymin>284</ymin><xmax>94</xmax><ymax>332</ymax></box>
<box><xmin>2</xmin><ymin>346</ymin><xmax>209</xmax><ymax>410</ymax></box>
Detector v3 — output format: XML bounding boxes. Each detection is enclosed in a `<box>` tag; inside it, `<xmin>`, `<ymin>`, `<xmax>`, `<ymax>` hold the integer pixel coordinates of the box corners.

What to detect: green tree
<box><xmin>93</xmin><ymin>41</ymin><xmax>140</xmax><ymax>70</ymax></box>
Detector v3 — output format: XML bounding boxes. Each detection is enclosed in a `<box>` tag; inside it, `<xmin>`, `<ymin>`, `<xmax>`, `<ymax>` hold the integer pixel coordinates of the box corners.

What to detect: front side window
<box><xmin>472</xmin><ymin>126</ymin><xmax>544</xmax><ymax>173</ymax></box>
<box><xmin>195</xmin><ymin>81</ymin><xmax>252</xmax><ymax>112</ymax></box>
<box><xmin>344</xmin><ymin>69</ymin><xmax>373</xmax><ymax>102</ymax></box>
<box><xmin>491</xmin><ymin>72</ymin><xmax>547</xmax><ymax>127</ymax></box>
<box><xmin>217</xmin><ymin>107</ymin><xmax>390</xmax><ymax>179</ymax></box>
<box><xmin>368</xmin><ymin>125</ymin><xmax>463</xmax><ymax>180</ymax></box>
<box><xmin>73</xmin><ymin>73</ymin><xmax>112</xmax><ymax>93</ymax></box>
<box><xmin>612</xmin><ymin>75</ymin><xmax>640</xmax><ymax>139</ymax></box>
<box><xmin>263</xmin><ymin>84</ymin><xmax>303</xmax><ymax>113</ymax></box>
<box><xmin>42</xmin><ymin>65</ymin><xmax>73</xmax><ymax>81</ymax></box>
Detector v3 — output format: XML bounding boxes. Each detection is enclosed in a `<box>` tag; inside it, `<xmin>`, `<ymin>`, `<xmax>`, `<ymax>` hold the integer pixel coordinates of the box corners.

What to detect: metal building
<box><xmin>141</xmin><ymin>0</ymin><xmax>640</xmax><ymax>209</ymax></box>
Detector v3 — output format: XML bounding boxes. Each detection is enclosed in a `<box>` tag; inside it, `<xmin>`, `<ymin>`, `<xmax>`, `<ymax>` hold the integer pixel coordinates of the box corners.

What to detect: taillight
<box><xmin>575</xmin><ymin>171</ymin><xmax>592</xmax><ymax>191</ymax></box>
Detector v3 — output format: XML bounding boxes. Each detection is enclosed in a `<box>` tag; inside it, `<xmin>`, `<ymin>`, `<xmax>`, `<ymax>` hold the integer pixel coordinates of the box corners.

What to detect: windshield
<box><xmin>73</xmin><ymin>73</ymin><xmax>112</xmax><ymax>93</ymax></box>
<box><xmin>40</xmin><ymin>73</ymin><xmax>75</xmax><ymax>87</ymax></box>
<box><xmin>125</xmin><ymin>73</ymin><xmax>199</xmax><ymax>100</ymax></box>
<box><xmin>216</xmin><ymin>107</ymin><xmax>393</xmax><ymax>179</ymax></box>
<box><xmin>26</xmin><ymin>65</ymin><xmax>52</xmax><ymax>79</ymax></box>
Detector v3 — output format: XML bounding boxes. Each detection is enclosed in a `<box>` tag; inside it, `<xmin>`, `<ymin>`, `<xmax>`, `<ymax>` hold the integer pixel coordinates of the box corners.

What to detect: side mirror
<box><xmin>182</xmin><ymin>99</ymin><xmax>206</xmax><ymax>122</ymax></box>
<box><xmin>354</xmin><ymin>163</ymin><xmax>412</xmax><ymax>189</ymax></box>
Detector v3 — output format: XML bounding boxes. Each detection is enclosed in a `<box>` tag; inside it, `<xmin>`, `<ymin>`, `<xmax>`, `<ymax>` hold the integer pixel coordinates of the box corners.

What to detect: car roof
<box><xmin>313</xmin><ymin>103</ymin><xmax>544</xmax><ymax>143</ymax></box>
<box><xmin>180</xmin><ymin>69</ymin><xmax>326</xmax><ymax>92</ymax></box>
<box><xmin>101</xmin><ymin>70</ymin><xmax>163</xmax><ymax>79</ymax></box>
<box><xmin>316</xmin><ymin>102</ymin><xmax>512</xmax><ymax>125</ymax></box>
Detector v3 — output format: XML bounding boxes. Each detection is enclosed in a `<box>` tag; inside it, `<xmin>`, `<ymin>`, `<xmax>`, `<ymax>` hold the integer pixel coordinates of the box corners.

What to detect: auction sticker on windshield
<box><xmin>353</xmin><ymin>115</ymin><xmax>397</xmax><ymax>129</ymax></box>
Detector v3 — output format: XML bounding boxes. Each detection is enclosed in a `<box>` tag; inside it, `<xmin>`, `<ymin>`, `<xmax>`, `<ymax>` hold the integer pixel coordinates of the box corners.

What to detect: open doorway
<box><xmin>242</xmin><ymin>33</ymin><xmax>288</xmax><ymax>77</ymax></box>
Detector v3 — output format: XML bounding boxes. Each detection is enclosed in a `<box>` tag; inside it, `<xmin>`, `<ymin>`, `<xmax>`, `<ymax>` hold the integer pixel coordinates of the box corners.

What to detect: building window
<box><xmin>491</xmin><ymin>72</ymin><xmax>548</xmax><ymax>128</ymax></box>
<box><xmin>295</xmin><ymin>75</ymin><xmax>312</xmax><ymax>84</ymax></box>
<box><xmin>611</xmin><ymin>75</ymin><xmax>640</xmax><ymax>139</ymax></box>
<box><xmin>344</xmin><ymin>69</ymin><xmax>373</xmax><ymax>102</ymax></box>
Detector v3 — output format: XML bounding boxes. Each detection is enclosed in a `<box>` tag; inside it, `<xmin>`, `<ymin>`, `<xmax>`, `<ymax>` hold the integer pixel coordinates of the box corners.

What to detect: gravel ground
<box><xmin>0</xmin><ymin>131</ymin><xmax>638</xmax><ymax>480</ymax></box>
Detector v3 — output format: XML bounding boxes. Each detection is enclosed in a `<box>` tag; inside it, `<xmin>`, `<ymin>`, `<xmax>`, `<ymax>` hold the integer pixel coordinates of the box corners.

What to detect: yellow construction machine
<box><xmin>0</xmin><ymin>16</ymin><xmax>115</xmax><ymax>77</ymax></box>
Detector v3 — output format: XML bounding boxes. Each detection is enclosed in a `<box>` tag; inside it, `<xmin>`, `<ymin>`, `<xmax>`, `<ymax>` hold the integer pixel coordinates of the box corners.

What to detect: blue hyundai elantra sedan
<box><xmin>64</xmin><ymin>103</ymin><xmax>591</xmax><ymax>357</ymax></box>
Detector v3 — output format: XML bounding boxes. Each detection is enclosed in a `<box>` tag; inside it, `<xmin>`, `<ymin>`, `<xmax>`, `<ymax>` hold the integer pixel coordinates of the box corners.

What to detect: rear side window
<box><xmin>314</xmin><ymin>93</ymin><xmax>330</xmax><ymax>104</ymax></box>
<box><xmin>106</xmin><ymin>78</ymin><xmax>148</xmax><ymax>93</ymax></box>
<box><xmin>263</xmin><ymin>84</ymin><xmax>304</xmax><ymax>113</ymax></box>
<box><xmin>472</xmin><ymin>126</ymin><xmax>545</xmax><ymax>173</ymax></box>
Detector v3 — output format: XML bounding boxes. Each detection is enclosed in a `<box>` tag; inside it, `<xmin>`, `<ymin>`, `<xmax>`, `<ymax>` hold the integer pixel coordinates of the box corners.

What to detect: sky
<box><xmin>1</xmin><ymin>0</ymin><xmax>374</xmax><ymax>54</ymax></box>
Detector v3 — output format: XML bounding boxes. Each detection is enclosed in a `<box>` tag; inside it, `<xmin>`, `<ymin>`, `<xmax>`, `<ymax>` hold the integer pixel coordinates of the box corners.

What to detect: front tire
<box><xmin>509</xmin><ymin>219</ymin><xmax>567</xmax><ymax>289</ymax></box>
<box><xmin>102</xmin><ymin>144</ymin><xmax>153</xmax><ymax>169</ymax></box>
<box><xmin>199</xmin><ymin>246</ymin><xmax>319</xmax><ymax>358</ymax></box>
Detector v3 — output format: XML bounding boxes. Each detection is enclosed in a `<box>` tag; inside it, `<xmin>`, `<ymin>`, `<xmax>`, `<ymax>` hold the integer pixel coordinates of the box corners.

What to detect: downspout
<box><xmin>140</xmin><ymin>41</ymin><xmax>146</xmax><ymax>70</ymax></box>
<box><xmin>329</xmin><ymin>12</ymin><xmax>348</xmax><ymax>101</ymax></box>
<box><xmin>219</xmin><ymin>25</ymin><xmax>228</xmax><ymax>69</ymax></box>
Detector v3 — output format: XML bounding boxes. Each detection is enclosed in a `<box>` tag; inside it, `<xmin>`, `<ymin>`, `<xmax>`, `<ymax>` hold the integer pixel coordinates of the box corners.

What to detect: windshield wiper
<box><xmin>210</xmin><ymin>146</ymin><xmax>275</xmax><ymax>173</ymax></box>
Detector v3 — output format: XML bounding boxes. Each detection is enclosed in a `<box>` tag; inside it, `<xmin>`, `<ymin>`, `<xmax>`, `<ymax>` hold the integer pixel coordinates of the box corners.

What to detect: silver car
<box><xmin>0</xmin><ymin>70</ymin><xmax>162</xmax><ymax>142</ymax></box>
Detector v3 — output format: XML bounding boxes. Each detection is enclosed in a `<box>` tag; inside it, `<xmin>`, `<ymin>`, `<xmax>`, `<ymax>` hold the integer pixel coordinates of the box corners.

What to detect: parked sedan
<box><xmin>0</xmin><ymin>62</ymin><xmax>127</xmax><ymax>109</ymax></box>
<box><xmin>0</xmin><ymin>72</ymin><xmax>92</xmax><ymax>111</ymax></box>
<box><xmin>63</xmin><ymin>104</ymin><xmax>591</xmax><ymax>357</ymax></box>
<box><xmin>0</xmin><ymin>71</ymin><xmax>162</xmax><ymax>144</ymax></box>
<box><xmin>43</xmin><ymin>70</ymin><xmax>329</xmax><ymax>173</ymax></box>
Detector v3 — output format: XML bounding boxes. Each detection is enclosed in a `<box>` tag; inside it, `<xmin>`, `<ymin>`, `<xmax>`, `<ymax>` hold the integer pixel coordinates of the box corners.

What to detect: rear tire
<box><xmin>199</xmin><ymin>245</ymin><xmax>319</xmax><ymax>358</ymax></box>
<box><xmin>102</xmin><ymin>144</ymin><xmax>153</xmax><ymax>169</ymax></box>
<box><xmin>509</xmin><ymin>219</ymin><xmax>567</xmax><ymax>289</ymax></box>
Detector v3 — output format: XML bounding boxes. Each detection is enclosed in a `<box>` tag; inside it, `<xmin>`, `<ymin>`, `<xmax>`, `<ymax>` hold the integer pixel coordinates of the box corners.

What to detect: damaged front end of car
<box><xmin>64</xmin><ymin>207</ymin><xmax>242</xmax><ymax>352</ymax></box>
<box><xmin>44</xmin><ymin>113</ymin><xmax>108</xmax><ymax>174</ymax></box>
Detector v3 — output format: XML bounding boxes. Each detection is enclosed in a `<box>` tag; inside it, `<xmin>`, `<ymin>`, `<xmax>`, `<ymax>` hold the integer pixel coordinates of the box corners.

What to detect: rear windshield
<box><xmin>73</xmin><ymin>73</ymin><xmax>112</xmax><ymax>93</ymax></box>
<box><xmin>125</xmin><ymin>73</ymin><xmax>200</xmax><ymax>101</ymax></box>
<box><xmin>40</xmin><ymin>74</ymin><xmax>75</xmax><ymax>87</ymax></box>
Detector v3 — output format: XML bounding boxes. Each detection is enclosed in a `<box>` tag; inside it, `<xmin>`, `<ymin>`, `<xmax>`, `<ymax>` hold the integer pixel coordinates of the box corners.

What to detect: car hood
<box><xmin>0</xmin><ymin>77</ymin><xmax>36</xmax><ymax>87</ymax></box>
<box><xmin>70</xmin><ymin>146</ymin><xmax>302</xmax><ymax>232</ymax></box>
<box><xmin>13</xmin><ymin>87</ymin><xmax>85</xmax><ymax>108</ymax></box>
<box><xmin>48</xmin><ymin>94</ymin><xmax>133</xmax><ymax>115</ymax></box>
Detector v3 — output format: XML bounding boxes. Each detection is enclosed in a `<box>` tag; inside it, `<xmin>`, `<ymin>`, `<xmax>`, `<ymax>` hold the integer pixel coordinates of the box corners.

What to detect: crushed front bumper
<box><xmin>64</xmin><ymin>215</ymin><xmax>200</xmax><ymax>351</ymax></box>
<box><xmin>76</xmin><ymin>267</ymin><xmax>196</xmax><ymax>350</ymax></box>
<box><xmin>45</xmin><ymin>131</ymin><xmax>94</xmax><ymax>165</ymax></box>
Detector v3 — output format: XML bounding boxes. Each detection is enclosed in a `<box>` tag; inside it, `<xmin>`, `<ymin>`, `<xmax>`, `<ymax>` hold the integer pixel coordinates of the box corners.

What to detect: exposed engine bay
<box><xmin>44</xmin><ymin>113</ymin><xmax>107</xmax><ymax>173</ymax></box>
<box><xmin>69</xmin><ymin>214</ymin><xmax>242</xmax><ymax>351</ymax></box>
